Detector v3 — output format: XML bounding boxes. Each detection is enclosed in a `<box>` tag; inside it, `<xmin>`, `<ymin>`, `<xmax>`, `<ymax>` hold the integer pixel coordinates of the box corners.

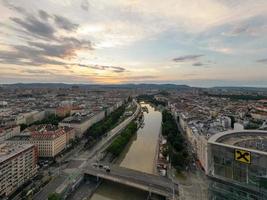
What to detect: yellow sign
<box><xmin>235</xmin><ymin>149</ymin><xmax>251</xmax><ymax>164</ymax></box>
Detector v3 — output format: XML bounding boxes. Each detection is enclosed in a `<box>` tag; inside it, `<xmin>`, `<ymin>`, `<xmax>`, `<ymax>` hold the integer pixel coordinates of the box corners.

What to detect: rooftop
<box><xmin>0</xmin><ymin>143</ymin><xmax>35</xmax><ymax>163</ymax></box>
<box><xmin>209</xmin><ymin>130</ymin><xmax>267</xmax><ymax>153</ymax></box>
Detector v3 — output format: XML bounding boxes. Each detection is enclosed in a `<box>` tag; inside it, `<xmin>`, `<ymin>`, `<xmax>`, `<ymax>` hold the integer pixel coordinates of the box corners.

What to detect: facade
<box><xmin>186</xmin><ymin>124</ymin><xmax>209</xmax><ymax>172</ymax></box>
<box><xmin>62</xmin><ymin>126</ymin><xmax>75</xmax><ymax>145</ymax></box>
<box><xmin>59</xmin><ymin>111</ymin><xmax>105</xmax><ymax>137</ymax></box>
<box><xmin>0</xmin><ymin>143</ymin><xmax>38</xmax><ymax>198</ymax></box>
<box><xmin>7</xmin><ymin>125</ymin><xmax>68</xmax><ymax>158</ymax></box>
<box><xmin>0</xmin><ymin>125</ymin><xmax>20</xmax><ymax>143</ymax></box>
<box><xmin>15</xmin><ymin>111</ymin><xmax>46</xmax><ymax>125</ymax></box>
<box><xmin>208</xmin><ymin>130</ymin><xmax>267</xmax><ymax>200</ymax></box>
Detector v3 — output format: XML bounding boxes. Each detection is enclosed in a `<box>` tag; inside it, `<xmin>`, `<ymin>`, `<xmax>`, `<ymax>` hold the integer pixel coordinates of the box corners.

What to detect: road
<box><xmin>33</xmin><ymin>100</ymin><xmax>140</xmax><ymax>200</ymax></box>
<box><xmin>84</xmin><ymin>164</ymin><xmax>179</xmax><ymax>199</ymax></box>
<box><xmin>84</xmin><ymin>99</ymin><xmax>141</xmax><ymax>162</ymax></box>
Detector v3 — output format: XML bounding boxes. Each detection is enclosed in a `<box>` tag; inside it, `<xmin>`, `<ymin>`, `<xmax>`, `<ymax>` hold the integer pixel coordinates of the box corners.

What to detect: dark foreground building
<box><xmin>208</xmin><ymin>130</ymin><xmax>267</xmax><ymax>200</ymax></box>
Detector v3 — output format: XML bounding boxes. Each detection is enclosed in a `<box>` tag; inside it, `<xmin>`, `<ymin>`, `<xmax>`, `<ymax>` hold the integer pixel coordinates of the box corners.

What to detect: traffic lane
<box><xmin>85</xmin><ymin>110</ymin><xmax>138</xmax><ymax>160</ymax></box>
<box><xmin>86</xmin><ymin>169</ymin><xmax>175</xmax><ymax>195</ymax></box>
<box><xmin>85</xmin><ymin>166</ymin><xmax>175</xmax><ymax>191</ymax></box>
<box><xmin>33</xmin><ymin>175</ymin><xmax>67</xmax><ymax>200</ymax></box>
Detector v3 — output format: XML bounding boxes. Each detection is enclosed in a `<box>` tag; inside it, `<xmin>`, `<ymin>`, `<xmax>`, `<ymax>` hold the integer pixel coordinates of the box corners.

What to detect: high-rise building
<box><xmin>0</xmin><ymin>143</ymin><xmax>38</xmax><ymax>198</ymax></box>
<box><xmin>208</xmin><ymin>130</ymin><xmax>267</xmax><ymax>200</ymax></box>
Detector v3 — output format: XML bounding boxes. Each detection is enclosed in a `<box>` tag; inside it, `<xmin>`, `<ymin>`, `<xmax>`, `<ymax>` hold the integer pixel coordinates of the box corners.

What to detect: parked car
<box><xmin>106</xmin><ymin>168</ymin><xmax>111</xmax><ymax>173</ymax></box>
<box><xmin>92</xmin><ymin>163</ymin><xmax>98</xmax><ymax>168</ymax></box>
<box><xmin>104</xmin><ymin>166</ymin><xmax>111</xmax><ymax>172</ymax></box>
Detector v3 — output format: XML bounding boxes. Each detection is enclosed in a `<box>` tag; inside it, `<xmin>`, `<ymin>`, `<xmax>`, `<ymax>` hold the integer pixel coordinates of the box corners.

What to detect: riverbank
<box><xmin>89</xmin><ymin>103</ymin><xmax>162</xmax><ymax>200</ymax></box>
<box><xmin>107</xmin><ymin>122</ymin><xmax>137</xmax><ymax>157</ymax></box>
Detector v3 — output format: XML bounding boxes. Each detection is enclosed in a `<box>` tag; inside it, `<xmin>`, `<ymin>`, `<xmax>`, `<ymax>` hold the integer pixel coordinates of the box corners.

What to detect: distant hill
<box><xmin>3</xmin><ymin>83</ymin><xmax>191</xmax><ymax>90</ymax></box>
<box><xmin>212</xmin><ymin>86</ymin><xmax>267</xmax><ymax>92</ymax></box>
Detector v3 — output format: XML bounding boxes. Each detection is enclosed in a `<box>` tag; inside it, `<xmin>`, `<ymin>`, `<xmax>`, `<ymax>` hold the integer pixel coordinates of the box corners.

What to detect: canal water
<box><xmin>90</xmin><ymin>103</ymin><xmax>162</xmax><ymax>200</ymax></box>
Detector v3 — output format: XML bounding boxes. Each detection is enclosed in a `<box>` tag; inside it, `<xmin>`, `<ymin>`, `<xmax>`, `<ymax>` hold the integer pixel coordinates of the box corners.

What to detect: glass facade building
<box><xmin>208</xmin><ymin>130</ymin><xmax>267</xmax><ymax>200</ymax></box>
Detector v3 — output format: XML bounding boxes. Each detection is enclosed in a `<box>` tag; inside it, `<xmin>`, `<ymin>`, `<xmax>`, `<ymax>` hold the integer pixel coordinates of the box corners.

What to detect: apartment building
<box><xmin>59</xmin><ymin>110</ymin><xmax>105</xmax><ymax>137</ymax></box>
<box><xmin>7</xmin><ymin>125</ymin><xmax>67</xmax><ymax>158</ymax></box>
<box><xmin>0</xmin><ymin>143</ymin><xmax>38</xmax><ymax>198</ymax></box>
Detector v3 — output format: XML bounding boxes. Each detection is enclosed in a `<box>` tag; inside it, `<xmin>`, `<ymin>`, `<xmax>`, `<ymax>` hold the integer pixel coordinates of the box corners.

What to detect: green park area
<box><xmin>84</xmin><ymin>105</ymin><xmax>126</xmax><ymax>148</ymax></box>
<box><xmin>107</xmin><ymin>122</ymin><xmax>137</xmax><ymax>157</ymax></box>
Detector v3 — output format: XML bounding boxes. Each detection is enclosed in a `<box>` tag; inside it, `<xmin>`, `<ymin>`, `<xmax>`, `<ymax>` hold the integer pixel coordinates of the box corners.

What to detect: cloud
<box><xmin>223</xmin><ymin>22</ymin><xmax>267</xmax><ymax>37</ymax></box>
<box><xmin>0</xmin><ymin>36</ymin><xmax>94</xmax><ymax>66</ymax></box>
<box><xmin>225</xmin><ymin>24</ymin><xmax>249</xmax><ymax>36</ymax></box>
<box><xmin>1</xmin><ymin>7</ymin><xmax>93</xmax><ymax>68</ymax></box>
<box><xmin>257</xmin><ymin>58</ymin><xmax>267</xmax><ymax>63</ymax></box>
<box><xmin>2</xmin><ymin>0</ymin><xmax>27</xmax><ymax>15</ymax></box>
<box><xmin>77</xmin><ymin>64</ymin><xmax>126</xmax><ymax>73</ymax></box>
<box><xmin>113</xmin><ymin>0</ymin><xmax>267</xmax><ymax>33</ymax></box>
<box><xmin>0</xmin><ymin>46</ymin><xmax>66</xmax><ymax>66</ymax></box>
<box><xmin>10</xmin><ymin>16</ymin><xmax>56</xmax><ymax>39</ymax></box>
<box><xmin>81</xmin><ymin>0</ymin><xmax>89</xmax><ymax>11</ymax></box>
<box><xmin>54</xmin><ymin>15</ymin><xmax>79</xmax><ymax>31</ymax></box>
<box><xmin>28</xmin><ymin>37</ymin><xmax>93</xmax><ymax>59</ymax></box>
<box><xmin>173</xmin><ymin>55</ymin><xmax>204</xmax><ymax>62</ymax></box>
<box><xmin>192</xmin><ymin>62</ymin><xmax>204</xmax><ymax>66</ymax></box>
<box><xmin>38</xmin><ymin>10</ymin><xmax>50</xmax><ymax>21</ymax></box>
<box><xmin>22</xmin><ymin>69</ymin><xmax>54</xmax><ymax>75</ymax></box>
<box><xmin>110</xmin><ymin>66</ymin><xmax>126</xmax><ymax>73</ymax></box>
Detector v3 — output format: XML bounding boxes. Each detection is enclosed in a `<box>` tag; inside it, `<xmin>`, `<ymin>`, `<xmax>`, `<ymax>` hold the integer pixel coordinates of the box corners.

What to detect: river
<box><xmin>90</xmin><ymin>103</ymin><xmax>162</xmax><ymax>200</ymax></box>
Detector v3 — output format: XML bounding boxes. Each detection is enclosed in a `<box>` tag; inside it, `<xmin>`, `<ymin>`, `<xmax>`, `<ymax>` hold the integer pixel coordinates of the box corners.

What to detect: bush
<box><xmin>48</xmin><ymin>193</ymin><xmax>62</xmax><ymax>200</ymax></box>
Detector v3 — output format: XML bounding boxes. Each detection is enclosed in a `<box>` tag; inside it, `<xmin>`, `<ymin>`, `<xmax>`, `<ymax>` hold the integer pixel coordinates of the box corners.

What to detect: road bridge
<box><xmin>84</xmin><ymin>164</ymin><xmax>179</xmax><ymax>200</ymax></box>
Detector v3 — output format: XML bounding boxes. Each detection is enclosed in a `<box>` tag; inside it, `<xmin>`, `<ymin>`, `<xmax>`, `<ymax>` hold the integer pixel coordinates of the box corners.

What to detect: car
<box><xmin>98</xmin><ymin>164</ymin><xmax>103</xmax><ymax>169</ymax></box>
<box><xmin>103</xmin><ymin>165</ymin><xmax>110</xmax><ymax>170</ymax></box>
<box><xmin>106</xmin><ymin>168</ymin><xmax>111</xmax><ymax>173</ymax></box>
<box><xmin>92</xmin><ymin>163</ymin><xmax>98</xmax><ymax>168</ymax></box>
<box><xmin>103</xmin><ymin>166</ymin><xmax>111</xmax><ymax>172</ymax></box>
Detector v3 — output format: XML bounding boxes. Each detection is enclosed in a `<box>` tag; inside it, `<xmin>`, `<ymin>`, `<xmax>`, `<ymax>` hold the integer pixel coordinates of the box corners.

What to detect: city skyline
<box><xmin>1</xmin><ymin>0</ymin><xmax>267</xmax><ymax>87</ymax></box>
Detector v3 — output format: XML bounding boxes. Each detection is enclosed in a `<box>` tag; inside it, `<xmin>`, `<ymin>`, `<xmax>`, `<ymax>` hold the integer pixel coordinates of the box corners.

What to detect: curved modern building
<box><xmin>208</xmin><ymin>130</ymin><xmax>267</xmax><ymax>200</ymax></box>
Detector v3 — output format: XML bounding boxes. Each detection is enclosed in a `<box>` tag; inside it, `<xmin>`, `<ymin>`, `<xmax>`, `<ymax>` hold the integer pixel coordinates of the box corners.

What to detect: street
<box><xmin>33</xmin><ymin>100</ymin><xmax>140</xmax><ymax>200</ymax></box>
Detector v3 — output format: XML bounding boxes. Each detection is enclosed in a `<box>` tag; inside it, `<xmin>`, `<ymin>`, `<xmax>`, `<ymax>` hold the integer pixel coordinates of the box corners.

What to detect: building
<box><xmin>186</xmin><ymin>124</ymin><xmax>209</xmax><ymax>172</ymax></box>
<box><xmin>59</xmin><ymin>111</ymin><xmax>105</xmax><ymax>137</ymax></box>
<box><xmin>7</xmin><ymin>124</ymin><xmax>67</xmax><ymax>158</ymax></box>
<box><xmin>208</xmin><ymin>130</ymin><xmax>267</xmax><ymax>200</ymax></box>
<box><xmin>62</xmin><ymin>126</ymin><xmax>75</xmax><ymax>145</ymax></box>
<box><xmin>15</xmin><ymin>110</ymin><xmax>46</xmax><ymax>125</ymax></box>
<box><xmin>0</xmin><ymin>143</ymin><xmax>38</xmax><ymax>198</ymax></box>
<box><xmin>0</xmin><ymin>125</ymin><xmax>20</xmax><ymax>143</ymax></box>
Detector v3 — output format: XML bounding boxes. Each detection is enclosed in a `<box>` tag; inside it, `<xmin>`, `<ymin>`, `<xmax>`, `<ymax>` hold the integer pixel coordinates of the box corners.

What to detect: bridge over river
<box><xmin>84</xmin><ymin>164</ymin><xmax>179</xmax><ymax>200</ymax></box>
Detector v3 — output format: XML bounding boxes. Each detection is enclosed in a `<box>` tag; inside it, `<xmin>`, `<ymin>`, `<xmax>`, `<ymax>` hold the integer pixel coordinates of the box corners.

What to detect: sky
<box><xmin>0</xmin><ymin>0</ymin><xmax>267</xmax><ymax>87</ymax></box>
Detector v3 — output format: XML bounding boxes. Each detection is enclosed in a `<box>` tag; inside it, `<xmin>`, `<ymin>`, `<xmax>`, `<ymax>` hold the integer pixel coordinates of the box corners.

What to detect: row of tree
<box><xmin>162</xmin><ymin>110</ymin><xmax>189</xmax><ymax>170</ymax></box>
<box><xmin>84</xmin><ymin>105</ymin><xmax>126</xmax><ymax>149</ymax></box>
<box><xmin>107</xmin><ymin>122</ymin><xmax>137</xmax><ymax>157</ymax></box>
<box><xmin>21</xmin><ymin>114</ymin><xmax>66</xmax><ymax>131</ymax></box>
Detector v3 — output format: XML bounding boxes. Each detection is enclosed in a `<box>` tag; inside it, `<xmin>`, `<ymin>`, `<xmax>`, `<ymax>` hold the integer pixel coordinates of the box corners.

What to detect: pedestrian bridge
<box><xmin>83</xmin><ymin>164</ymin><xmax>179</xmax><ymax>200</ymax></box>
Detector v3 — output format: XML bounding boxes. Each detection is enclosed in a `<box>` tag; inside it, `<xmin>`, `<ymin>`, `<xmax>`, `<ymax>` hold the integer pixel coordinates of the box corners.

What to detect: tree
<box><xmin>48</xmin><ymin>193</ymin><xmax>62</xmax><ymax>200</ymax></box>
<box><xmin>162</xmin><ymin>110</ymin><xmax>190</xmax><ymax>170</ymax></box>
